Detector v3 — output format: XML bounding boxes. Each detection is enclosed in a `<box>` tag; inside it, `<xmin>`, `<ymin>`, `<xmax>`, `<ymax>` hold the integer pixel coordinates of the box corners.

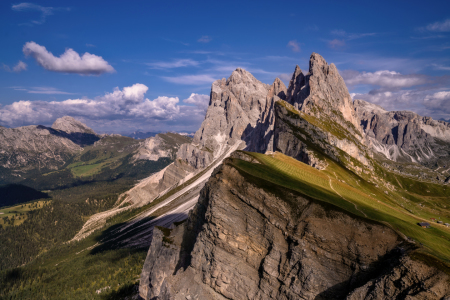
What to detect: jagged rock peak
<box><xmin>51</xmin><ymin>116</ymin><xmax>96</xmax><ymax>135</ymax></box>
<box><xmin>192</xmin><ymin>68</ymin><xmax>270</xmax><ymax>154</ymax></box>
<box><xmin>286</xmin><ymin>65</ymin><xmax>307</xmax><ymax>103</ymax></box>
<box><xmin>268</xmin><ymin>77</ymin><xmax>287</xmax><ymax>100</ymax></box>
<box><xmin>287</xmin><ymin>52</ymin><xmax>361</xmax><ymax>133</ymax></box>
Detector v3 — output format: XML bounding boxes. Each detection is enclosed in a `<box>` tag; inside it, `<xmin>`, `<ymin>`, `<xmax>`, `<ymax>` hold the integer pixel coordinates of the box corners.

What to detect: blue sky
<box><xmin>1</xmin><ymin>0</ymin><xmax>449</xmax><ymax>133</ymax></box>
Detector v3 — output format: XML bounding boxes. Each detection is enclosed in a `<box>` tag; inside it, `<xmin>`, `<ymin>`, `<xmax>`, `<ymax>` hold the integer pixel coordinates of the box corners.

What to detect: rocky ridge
<box><xmin>138</xmin><ymin>53</ymin><xmax>450</xmax><ymax>299</ymax></box>
<box><xmin>140</xmin><ymin>153</ymin><xmax>450</xmax><ymax>300</ymax></box>
<box><xmin>354</xmin><ymin>99</ymin><xmax>450</xmax><ymax>169</ymax></box>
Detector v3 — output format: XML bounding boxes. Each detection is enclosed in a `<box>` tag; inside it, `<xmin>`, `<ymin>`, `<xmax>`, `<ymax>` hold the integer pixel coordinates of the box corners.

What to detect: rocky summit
<box><xmin>138</xmin><ymin>53</ymin><xmax>450</xmax><ymax>300</ymax></box>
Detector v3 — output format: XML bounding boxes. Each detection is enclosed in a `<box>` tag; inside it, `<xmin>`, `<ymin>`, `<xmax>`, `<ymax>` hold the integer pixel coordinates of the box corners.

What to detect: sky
<box><xmin>1</xmin><ymin>0</ymin><xmax>450</xmax><ymax>133</ymax></box>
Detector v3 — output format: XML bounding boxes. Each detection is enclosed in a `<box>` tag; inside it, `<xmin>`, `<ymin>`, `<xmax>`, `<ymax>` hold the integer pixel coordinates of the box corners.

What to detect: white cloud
<box><xmin>183</xmin><ymin>93</ymin><xmax>209</xmax><ymax>108</ymax></box>
<box><xmin>352</xmin><ymin>88</ymin><xmax>450</xmax><ymax>120</ymax></box>
<box><xmin>0</xmin><ymin>84</ymin><xmax>209</xmax><ymax>132</ymax></box>
<box><xmin>328</xmin><ymin>39</ymin><xmax>345</xmax><ymax>49</ymax></box>
<box><xmin>146</xmin><ymin>59</ymin><xmax>199</xmax><ymax>69</ymax></box>
<box><xmin>431</xmin><ymin>63</ymin><xmax>450</xmax><ymax>71</ymax></box>
<box><xmin>287</xmin><ymin>40</ymin><xmax>301</xmax><ymax>52</ymax></box>
<box><xmin>13</xmin><ymin>61</ymin><xmax>27</xmax><ymax>72</ymax></box>
<box><xmin>425</xmin><ymin>19</ymin><xmax>450</xmax><ymax>32</ymax></box>
<box><xmin>162</xmin><ymin>74</ymin><xmax>217</xmax><ymax>85</ymax></box>
<box><xmin>2</xmin><ymin>61</ymin><xmax>27</xmax><ymax>72</ymax></box>
<box><xmin>278</xmin><ymin>73</ymin><xmax>292</xmax><ymax>83</ymax></box>
<box><xmin>342</xmin><ymin>70</ymin><xmax>425</xmax><ymax>89</ymax></box>
<box><xmin>12</xmin><ymin>3</ymin><xmax>69</xmax><ymax>25</ymax></box>
<box><xmin>423</xmin><ymin>91</ymin><xmax>450</xmax><ymax>114</ymax></box>
<box><xmin>198</xmin><ymin>36</ymin><xmax>212</xmax><ymax>43</ymax></box>
<box><xmin>425</xmin><ymin>91</ymin><xmax>450</xmax><ymax>101</ymax></box>
<box><xmin>28</xmin><ymin>87</ymin><xmax>73</xmax><ymax>94</ymax></box>
<box><xmin>23</xmin><ymin>41</ymin><xmax>115</xmax><ymax>75</ymax></box>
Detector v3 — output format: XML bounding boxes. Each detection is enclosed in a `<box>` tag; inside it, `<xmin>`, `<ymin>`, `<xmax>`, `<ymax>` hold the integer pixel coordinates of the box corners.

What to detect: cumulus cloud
<box><xmin>0</xmin><ymin>84</ymin><xmax>211</xmax><ymax>132</ymax></box>
<box><xmin>287</xmin><ymin>40</ymin><xmax>301</xmax><ymax>52</ymax></box>
<box><xmin>12</xmin><ymin>3</ymin><xmax>70</xmax><ymax>25</ymax></box>
<box><xmin>2</xmin><ymin>61</ymin><xmax>27</xmax><ymax>72</ymax></box>
<box><xmin>424</xmin><ymin>91</ymin><xmax>450</xmax><ymax>114</ymax></box>
<box><xmin>146</xmin><ymin>59</ymin><xmax>199</xmax><ymax>69</ymax></box>
<box><xmin>198</xmin><ymin>36</ymin><xmax>212</xmax><ymax>43</ymax></box>
<box><xmin>342</xmin><ymin>70</ymin><xmax>425</xmax><ymax>89</ymax></box>
<box><xmin>425</xmin><ymin>19</ymin><xmax>450</xmax><ymax>32</ymax></box>
<box><xmin>183</xmin><ymin>93</ymin><xmax>209</xmax><ymax>108</ymax></box>
<box><xmin>23</xmin><ymin>42</ymin><xmax>115</xmax><ymax>75</ymax></box>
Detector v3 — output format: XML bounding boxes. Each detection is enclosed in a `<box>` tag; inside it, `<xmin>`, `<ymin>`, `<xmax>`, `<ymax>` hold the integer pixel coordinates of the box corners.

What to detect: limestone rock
<box><xmin>0</xmin><ymin>125</ymin><xmax>83</xmax><ymax>172</ymax></box>
<box><xmin>51</xmin><ymin>116</ymin><xmax>97</xmax><ymax>135</ymax></box>
<box><xmin>140</xmin><ymin>156</ymin><xmax>450</xmax><ymax>300</ymax></box>
<box><xmin>192</xmin><ymin>68</ymin><xmax>273</xmax><ymax>155</ymax></box>
<box><xmin>274</xmin><ymin>100</ymin><xmax>370</xmax><ymax>171</ymax></box>
<box><xmin>286</xmin><ymin>53</ymin><xmax>361</xmax><ymax>136</ymax></box>
<box><xmin>354</xmin><ymin>99</ymin><xmax>450</xmax><ymax>166</ymax></box>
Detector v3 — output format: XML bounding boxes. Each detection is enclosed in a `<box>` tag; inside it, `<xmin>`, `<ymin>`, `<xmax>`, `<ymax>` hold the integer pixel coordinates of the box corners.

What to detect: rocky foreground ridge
<box><xmin>137</xmin><ymin>53</ymin><xmax>450</xmax><ymax>299</ymax></box>
<box><xmin>140</xmin><ymin>153</ymin><xmax>450</xmax><ymax>300</ymax></box>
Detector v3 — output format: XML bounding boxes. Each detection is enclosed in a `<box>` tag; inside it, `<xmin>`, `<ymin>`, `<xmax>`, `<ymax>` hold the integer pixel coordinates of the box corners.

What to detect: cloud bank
<box><xmin>342</xmin><ymin>70</ymin><xmax>425</xmax><ymax>89</ymax></box>
<box><xmin>23</xmin><ymin>42</ymin><xmax>115</xmax><ymax>75</ymax></box>
<box><xmin>0</xmin><ymin>84</ymin><xmax>209</xmax><ymax>132</ymax></box>
<box><xmin>343</xmin><ymin>69</ymin><xmax>450</xmax><ymax>120</ymax></box>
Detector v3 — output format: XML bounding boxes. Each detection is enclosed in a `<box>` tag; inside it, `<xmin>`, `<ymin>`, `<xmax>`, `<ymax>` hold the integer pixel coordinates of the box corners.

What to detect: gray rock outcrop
<box><xmin>0</xmin><ymin>124</ymin><xmax>83</xmax><ymax>172</ymax></box>
<box><xmin>51</xmin><ymin>116</ymin><xmax>97</xmax><ymax>135</ymax></box>
<box><xmin>354</xmin><ymin>99</ymin><xmax>450</xmax><ymax>166</ymax></box>
<box><xmin>140</xmin><ymin>153</ymin><xmax>450</xmax><ymax>300</ymax></box>
<box><xmin>192</xmin><ymin>68</ymin><xmax>286</xmax><ymax>155</ymax></box>
<box><xmin>286</xmin><ymin>53</ymin><xmax>361</xmax><ymax>136</ymax></box>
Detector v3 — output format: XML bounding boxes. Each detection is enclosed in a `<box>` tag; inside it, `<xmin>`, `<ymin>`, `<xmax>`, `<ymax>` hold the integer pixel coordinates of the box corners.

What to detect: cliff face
<box><xmin>135</xmin><ymin>53</ymin><xmax>450</xmax><ymax>300</ymax></box>
<box><xmin>354</xmin><ymin>99</ymin><xmax>450</xmax><ymax>166</ymax></box>
<box><xmin>140</xmin><ymin>152</ymin><xmax>450</xmax><ymax>300</ymax></box>
<box><xmin>118</xmin><ymin>69</ymin><xmax>286</xmax><ymax>209</ymax></box>
<box><xmin>192</xmin><ymin>69</ymin><xmax>286</xmax><ymax>156</ymax></box>
<box><xmin>286</xmin><ymin>53</ymin><xmax>361</xmax><ymax>137</ymax></box>
<box><xmin>274</xmin><ymin>100</ymin><xmax>370</xmax><ymax>172</ymax></box>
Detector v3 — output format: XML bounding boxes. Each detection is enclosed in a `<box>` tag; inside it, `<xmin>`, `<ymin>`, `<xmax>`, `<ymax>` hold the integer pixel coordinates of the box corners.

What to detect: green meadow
<box><xmin>231</xmin><ymin>151</ymin><xmax>450</xmax><ymax>265</ymax></box>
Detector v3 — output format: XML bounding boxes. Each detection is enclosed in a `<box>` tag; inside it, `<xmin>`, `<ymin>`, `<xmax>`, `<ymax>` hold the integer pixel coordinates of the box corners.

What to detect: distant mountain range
<box><xmin>0</xmin><ymin>116</ymin><xmax>192</xmax><ymax>189</ymax></box>
<box><xmin>124</xmin><ymin>131</ymin><xmax>195</xmax><ymax>140</ymax></box>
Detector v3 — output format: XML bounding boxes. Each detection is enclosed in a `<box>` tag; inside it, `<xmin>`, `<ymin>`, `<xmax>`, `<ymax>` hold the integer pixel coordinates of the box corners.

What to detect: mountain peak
<box><xmin>227</xmin><ymin>68</ymin><xmax>261</xmax><ymax>87</ymax></box>
<box><xmin>51</xmin><ymin>116</ymin><xmax>96</xmax><ymax>135</ymax></box>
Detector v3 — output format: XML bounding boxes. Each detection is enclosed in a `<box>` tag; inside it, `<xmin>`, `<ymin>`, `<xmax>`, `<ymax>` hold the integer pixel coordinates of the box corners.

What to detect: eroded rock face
<box><xmin>51</xmin><ymin>116</ymin><xmax>97</xmax><ymax>135</ymax></box>
<box><xmin>138</xmin><ymin>153</ymin><xmax>449</xmax><ymax>300</ymax></box>
<box><xmin>274</xmin><ymin>101</ymin><xmax>370</xmax><ymax>171</ymax></box>
<box><xmin>354</xmin><ymin>99</ymin><xmax>450</xmax><ymax>165</ymax></box>
<box><xmin>0</xmin><ymin>124</ymin><xmax>84</xmax><ymax>172</ymax></box>
<box><xmin>346</xmin><ymin>256</ymin><xmax>450</xmax><ymax>300</ymax></box>
<box><xmin>192</xmin><ymin>68</ymin><xmax>282</xmax><ymax>155</ymax></box>
<box><xmin>286</xmin><ymin>53</ymin><xmax>361</xmax><ymax>136</ymax></box>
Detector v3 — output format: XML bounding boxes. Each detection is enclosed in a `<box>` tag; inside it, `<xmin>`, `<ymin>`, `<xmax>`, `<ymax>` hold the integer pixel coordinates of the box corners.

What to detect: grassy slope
<box><xmin>0</xmin><ymin>200</ymin><xmax>51</xmax><ymax>227</ymax></box>
<box><xmin>231</xmin><ymin>151</ymin><xmax>450</xmax><ymax>264</ymax></box>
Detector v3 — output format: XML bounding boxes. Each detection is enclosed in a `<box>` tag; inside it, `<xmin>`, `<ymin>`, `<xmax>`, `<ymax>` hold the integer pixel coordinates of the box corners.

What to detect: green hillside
<box><xmin>230</xmin><ymin>151</ymin><xmax>450</xmax><ymax>265</ymax></box>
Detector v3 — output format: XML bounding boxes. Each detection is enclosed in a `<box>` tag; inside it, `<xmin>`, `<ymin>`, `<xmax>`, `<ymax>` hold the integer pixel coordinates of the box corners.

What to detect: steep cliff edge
<box><xmin>286</xmin><ymin>53</ymin><xmax>361</xmax><ymax>138</ymax></box>
<box><xmin>140</xmin><ymin>152</ymin><xmax>450</xmax><ymax>299</ymax></box>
